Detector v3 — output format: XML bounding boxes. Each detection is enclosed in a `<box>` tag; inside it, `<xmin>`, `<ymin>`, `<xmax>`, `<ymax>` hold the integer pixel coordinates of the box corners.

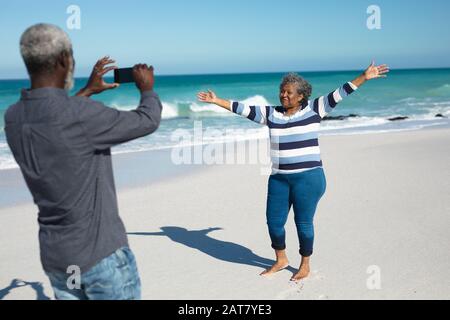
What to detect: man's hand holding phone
<box><xmin>76</xmin><ymin>58</ymin><xmax>155</xmax><ymax>97</ymax></box>
<box><xmin>76</xmin><ymin>56</ymin><xmax>120</xmax><ymax>97</ymax></box>
<box><xmin>132</xmin><ymin>64</ymin><xmax>154</xmax><ymax>93</ymax></box>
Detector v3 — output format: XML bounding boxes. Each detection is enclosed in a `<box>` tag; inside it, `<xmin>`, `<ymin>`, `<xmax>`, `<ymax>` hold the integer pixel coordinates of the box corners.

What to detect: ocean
<box><xmin>1</xmin><ymin>68</ymin><xmax>450</xmax><ymax>171</ymax></box>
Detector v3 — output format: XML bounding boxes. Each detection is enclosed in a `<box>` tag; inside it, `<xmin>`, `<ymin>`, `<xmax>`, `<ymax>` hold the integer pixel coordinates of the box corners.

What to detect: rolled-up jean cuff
<box><xmin>300</xmin><ymin>249</ymin><xmax>313</xmax><ymax>257</ymax></box>
<box><xmin>271</xmin><ymin>244</ymin><xmax>286</xmax><ymax>250</ymax></box>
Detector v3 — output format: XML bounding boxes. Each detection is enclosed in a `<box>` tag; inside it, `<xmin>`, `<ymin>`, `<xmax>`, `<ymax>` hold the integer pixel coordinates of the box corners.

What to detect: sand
<box><xmin>0</xmin><ymin>127</ymin><xmax>449</xmax><ymax>300</ymax></box>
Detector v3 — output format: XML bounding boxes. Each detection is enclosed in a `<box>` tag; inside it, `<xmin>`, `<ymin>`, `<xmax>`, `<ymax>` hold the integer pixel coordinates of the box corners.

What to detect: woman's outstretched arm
<box><xmin>197</xmin><ymin>90</ymin><xmax>269</xmax><ymax>125</ymax></box>
<box><xmin>197</xmin><ymin>90</ymin><xmax>231</xmax><ymax>110</ymax></box>
<box><xmin>313</xmin><ymin>61</ymin><xmax>389</xmax><ymax>118</ymax></box>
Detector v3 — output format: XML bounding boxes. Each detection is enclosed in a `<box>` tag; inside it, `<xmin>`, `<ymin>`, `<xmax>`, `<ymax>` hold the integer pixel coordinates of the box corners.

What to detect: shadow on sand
<box><xmin>128</xmin><ymin>226</ymin><xmax>297</xmax><ymax>274</ymax></box>
<box><xmin>0</xmin><ymin>279</ymin><xmax>51</xmax><ymax>300</ymax></box>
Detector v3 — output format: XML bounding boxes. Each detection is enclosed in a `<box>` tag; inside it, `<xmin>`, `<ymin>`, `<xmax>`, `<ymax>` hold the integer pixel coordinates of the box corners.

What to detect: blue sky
<box><xmin>0</xmin><ymin>0</ymin><xmax>449</xmax><ymax>78</ymax></box>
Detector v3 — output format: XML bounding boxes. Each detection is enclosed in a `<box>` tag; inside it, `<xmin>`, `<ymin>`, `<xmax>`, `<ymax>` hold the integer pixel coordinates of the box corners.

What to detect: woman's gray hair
<box><xmin>20</xmin><ymin>23</ymin><xmax>73</xmax><ymax>75</ymax></box>
<box><xmin>280</xmin><ymin>73</ymin><xmax>312</xmax><ymax>104</ymax></box>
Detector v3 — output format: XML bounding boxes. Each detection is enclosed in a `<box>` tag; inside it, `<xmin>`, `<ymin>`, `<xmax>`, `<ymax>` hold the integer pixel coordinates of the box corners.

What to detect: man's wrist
<box><xmin>76</xmin><ymin>87</ymin><xmax>93</xmax><ymax>97</ymax></box>
<box><xmin>140</xmin><ymin>88</ymin><xmax>155</xmax><ymax>95</ymax></box>
<box><xmin>139</xmin><ymin>85</ymin><xmax>154</xmax><ymax>93</ymax></box>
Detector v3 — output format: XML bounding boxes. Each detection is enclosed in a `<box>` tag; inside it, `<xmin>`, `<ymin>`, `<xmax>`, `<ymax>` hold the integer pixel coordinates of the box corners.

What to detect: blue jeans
<box><xmin>46</xmin><ymin>247</ymin><xmax>141</xmax><ymax>300</ymax></box>
<box><xmin>266</xmin><ymin>167</ymin><xmax>327</xmax><ymax>257</ymax></box>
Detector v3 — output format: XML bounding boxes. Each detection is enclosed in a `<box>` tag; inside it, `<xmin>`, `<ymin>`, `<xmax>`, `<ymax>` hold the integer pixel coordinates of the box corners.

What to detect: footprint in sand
<box><xmin>275</xmin><ymin>282</ymin><xmax>304</xmax><ymax>300</ymax></box>
<box><xmin>274</xmin><ymin>270</ymin><xmax>324</xmax><ymax>300</ymax></box>
<box><xmin>309</xmin><ymin>270</ymin><xmax>325</xmax><ymax>281</ymax></box>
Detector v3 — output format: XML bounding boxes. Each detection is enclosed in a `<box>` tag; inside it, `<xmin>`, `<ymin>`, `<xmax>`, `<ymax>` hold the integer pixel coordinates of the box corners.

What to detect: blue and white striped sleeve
<box><xmin>312</xmin><ymin>82</ymin><xmax>358</xmax><ymax>119</ymax></box>
<box><xmin>230</xmin><ymin>101</ymin><xmax>268</xmax><ymax>125</ymax></box>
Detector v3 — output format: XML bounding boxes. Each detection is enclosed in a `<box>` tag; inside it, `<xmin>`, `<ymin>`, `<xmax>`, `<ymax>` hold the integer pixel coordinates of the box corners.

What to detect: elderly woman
<box><xmin>197</xmin><ymin>62</ymin><xmax>389</xmax><ymax>281</ymax></box>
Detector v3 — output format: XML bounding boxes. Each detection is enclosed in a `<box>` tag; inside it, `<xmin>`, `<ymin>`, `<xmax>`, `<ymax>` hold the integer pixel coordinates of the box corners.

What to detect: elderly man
<box><xmin>4</xmin><ymin>23</ymin><xmax>162</xmax><ymax>300</ymax></box>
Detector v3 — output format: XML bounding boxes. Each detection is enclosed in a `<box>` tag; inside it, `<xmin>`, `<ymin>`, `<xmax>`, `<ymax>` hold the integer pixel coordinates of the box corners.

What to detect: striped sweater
<box><xmin>231</xmin><ymin>82</ymin><xmax>358</xmax><ymax>174</ymax></box>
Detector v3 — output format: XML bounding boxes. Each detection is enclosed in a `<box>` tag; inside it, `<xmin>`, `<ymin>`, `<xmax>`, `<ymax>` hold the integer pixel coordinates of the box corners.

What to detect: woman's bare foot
<box><xmin>260</xmin><ymin>260</ymin><xmax>289</xmax><ymax>276</ymax></box>
<box><xmin>260</xmin><ymin>249</ymin><xmax>289</xmax><ymax>276</ymax></box>
<box><xmin>290</xmin><ymin>264</ymin><xmax>310</xmax><ymax>281</ymax></box>
<box><xmin>290</xmin><ymin>256</ymin><xmax>311</xmax><ymax>282</ymax></box>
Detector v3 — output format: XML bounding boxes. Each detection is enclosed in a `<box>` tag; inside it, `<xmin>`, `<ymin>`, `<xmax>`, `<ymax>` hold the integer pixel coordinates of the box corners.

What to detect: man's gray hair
<box><xmin>280</xmin><ymin>73</ymin><xmax>312</xmax><ymax>104</ymax></box>
<box><xmin>20</xmin><ymin>23</ymin><xmax>73</xmax><ymax>75</ymax></box>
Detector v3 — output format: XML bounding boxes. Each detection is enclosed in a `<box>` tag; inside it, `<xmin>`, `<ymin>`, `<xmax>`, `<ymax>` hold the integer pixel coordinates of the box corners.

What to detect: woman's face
<box><xmin>279</xmin><ymin>83</ymin><xmax>303</xmax><ymax>109</ymax></box>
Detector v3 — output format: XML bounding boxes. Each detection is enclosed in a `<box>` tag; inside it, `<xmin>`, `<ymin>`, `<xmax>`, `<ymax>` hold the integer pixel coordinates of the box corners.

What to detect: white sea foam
<box><xmin>321</xmin><ymin>117</ymin><xmax>389</xmax><ymax>131</ymax></box>
<box><xmin>239</xmin><ymin>95</ymin><xmax>272</xmax><ymax>108</ymax></box>
<box><xmin>111</xmin><ymin>101</ymin><xmax>179</xmax><ymax>119</ymax></box>
<box><xmin>161</xmin><ymin>102</ymin><xmax>179</xmax><ymax>119</ymax></box>
<box><xmin>111</xmin><ymin>95</ymin><xmax>274</xmax><ymax>118</ymax></box>
<box><xmin>189</xmin><ymin>102</ymin><xmax>230</xmax><ymax>115</ymax></box>
<box><xmin>189</xmin><ymin>95</ymin><xmax>272</xmax><ymax>115</ymax></box>
<box><xmin>0</xmin><ymin>155</ymin><xmax>18</xmax><ymax>170</ymax></box>
<box><xmin>420</xmin><ymin>105</ymin><xmax>450</xmax><ymax>118</ymax></box>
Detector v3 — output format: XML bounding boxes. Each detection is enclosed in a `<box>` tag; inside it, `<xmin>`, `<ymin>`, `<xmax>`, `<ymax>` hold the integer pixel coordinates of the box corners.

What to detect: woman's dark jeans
<box><xmin>266</xmin><ymin>167</ymin><xmax>327</xmax><ymax>257</ymax></box>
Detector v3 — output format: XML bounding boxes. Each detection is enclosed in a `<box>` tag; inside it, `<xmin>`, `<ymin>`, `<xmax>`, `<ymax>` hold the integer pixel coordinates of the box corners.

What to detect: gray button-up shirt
<box><xmin>4</xmin><ymin>88</ymin><xmax>162</xmax><ymax>274</ymax></box>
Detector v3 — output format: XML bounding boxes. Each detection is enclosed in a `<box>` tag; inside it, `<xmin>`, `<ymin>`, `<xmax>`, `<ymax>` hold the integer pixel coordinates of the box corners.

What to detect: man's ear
<box><xmin>298</xmin><ymin>94</ymin><xmax>304</xmax><ymax>103</ymax></box>
<box><xmin>57</xmin><ymin>51</ymin><xmax>71</xmax><ymax>70</ymax></box>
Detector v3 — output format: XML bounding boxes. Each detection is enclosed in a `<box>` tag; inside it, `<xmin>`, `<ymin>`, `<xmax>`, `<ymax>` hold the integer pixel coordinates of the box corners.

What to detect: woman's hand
<box><xmin>76</xmin><ymin>56</ymin><xmax>120</xmax><ymax>97</ymax></box>
<box><xmin>197</xmin><ymin>90</ymin><xmax>217</xmax><ymax>104</ymax></box>
<box><xmin>351</xmin><ymin>61</ymin><xmax>390</xmax><ymax>87</ymax></box>
<box><xmin>197</xmin><ymin>90</ymin><xmax>231</xmax><ymax>111</ymax></box>
<box><xmin>364</xmin><ymin>61</ymin><xmax>390</xmax><ymax>80</ymax></box>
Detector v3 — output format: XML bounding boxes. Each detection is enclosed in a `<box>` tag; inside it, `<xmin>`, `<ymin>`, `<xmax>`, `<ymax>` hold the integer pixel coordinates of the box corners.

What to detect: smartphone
<box><xmin>114</xmin><ymin>68</ymin><xmax>135</xmax><ymax>84</ymax></box>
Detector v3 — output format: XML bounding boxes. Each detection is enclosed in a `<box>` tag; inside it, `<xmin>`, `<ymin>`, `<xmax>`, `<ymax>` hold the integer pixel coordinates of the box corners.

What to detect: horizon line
<box><xmin>1</xmin><ymin>66</ymin><xmax>449</xmax><ymax>81</ymax></box>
